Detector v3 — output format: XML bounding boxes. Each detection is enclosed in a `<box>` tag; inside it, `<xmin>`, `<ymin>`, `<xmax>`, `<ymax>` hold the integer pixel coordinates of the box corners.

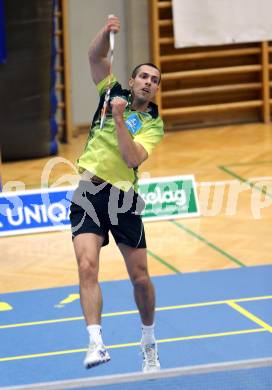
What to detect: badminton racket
<box><xmin>99</xmin><ymin>15</ymin><xmax>115</xmax><ymax>129</ymax></box>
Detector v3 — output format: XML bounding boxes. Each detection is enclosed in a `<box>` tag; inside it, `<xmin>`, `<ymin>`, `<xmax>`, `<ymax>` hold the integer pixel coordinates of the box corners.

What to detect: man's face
<box><xmin>129</xmin><ymin>65</ymin><xmax>160</xmax><ymax>103</ymax></box>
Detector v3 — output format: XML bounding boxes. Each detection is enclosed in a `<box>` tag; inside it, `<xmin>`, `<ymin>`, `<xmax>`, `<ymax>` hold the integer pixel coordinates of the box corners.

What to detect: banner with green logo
<box><xmin>139</xmin><ymin>175</ymin><xmax>200</xmax><ymax>221</ymax></box>
<box><xmin>0</xmin><ymin>175</ymin><xmax>200</xmax><ymax>237</ymax></box>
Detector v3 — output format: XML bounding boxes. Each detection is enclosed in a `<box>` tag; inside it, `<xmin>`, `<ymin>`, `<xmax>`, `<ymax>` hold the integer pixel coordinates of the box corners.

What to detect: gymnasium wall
<box><xmin>0</xmin><ymin>0</ymin><xmax>152</xmax><ymax>160</ymax></box>
<box><xmin>67</xmin><ymin>0</ymin><xmax>151</xmax><ymax>127</ymax></box>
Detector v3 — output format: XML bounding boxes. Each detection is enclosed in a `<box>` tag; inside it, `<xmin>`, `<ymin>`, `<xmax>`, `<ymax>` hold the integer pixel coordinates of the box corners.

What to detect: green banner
<box><xmin>139</xmin><ymin>175</ymin><xmax>200</xmax><ymax>221</ymax></box>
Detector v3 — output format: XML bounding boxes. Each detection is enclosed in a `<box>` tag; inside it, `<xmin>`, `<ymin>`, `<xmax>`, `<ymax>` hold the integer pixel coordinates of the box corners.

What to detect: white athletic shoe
<box><xmin>83</xmin><ymin>343</ymin><xmax>110</xmax><ymax>369</ymax></box>
<box><xmin>141</xmin><ymin>342</ymin><xmax>161</xmax><ymax>372</ymax></box>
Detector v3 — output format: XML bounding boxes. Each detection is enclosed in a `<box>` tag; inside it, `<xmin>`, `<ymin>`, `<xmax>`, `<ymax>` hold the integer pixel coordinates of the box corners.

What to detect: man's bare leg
<box><xmin>73</xmin><ymin>233</ymin><xmax>110</xmax><ymax>368</ymax></box>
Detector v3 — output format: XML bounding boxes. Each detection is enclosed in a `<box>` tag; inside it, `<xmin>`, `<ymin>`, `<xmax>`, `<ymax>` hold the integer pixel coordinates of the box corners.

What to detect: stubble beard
<box><xmin>134</xmin><ymin>92</ymin><xmax>149</xmax><ymax>106</ymax></box>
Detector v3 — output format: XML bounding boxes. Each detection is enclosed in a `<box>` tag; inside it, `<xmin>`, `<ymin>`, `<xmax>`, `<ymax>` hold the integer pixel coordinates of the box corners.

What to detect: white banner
<box><xmin>172</xmin><ymin>0</ymin><xmax>272</xmax><ymax>48</ymax></box>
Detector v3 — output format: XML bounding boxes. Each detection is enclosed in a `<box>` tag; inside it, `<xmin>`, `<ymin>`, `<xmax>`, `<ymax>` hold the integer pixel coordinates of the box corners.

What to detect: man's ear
<box><xmin>128</xmin><ymin>78</ymin><xmax>134</xmax><ymax>88</ymax></box>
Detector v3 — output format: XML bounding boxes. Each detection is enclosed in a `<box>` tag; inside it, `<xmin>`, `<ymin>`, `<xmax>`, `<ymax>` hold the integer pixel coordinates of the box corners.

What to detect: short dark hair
<box><xmin>131</xmin><ymin>63</ymin><xmax>161</xmax><ymax>84</ymax></box>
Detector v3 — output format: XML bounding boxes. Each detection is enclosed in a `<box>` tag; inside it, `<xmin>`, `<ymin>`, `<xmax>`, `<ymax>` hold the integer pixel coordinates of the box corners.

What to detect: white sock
<box><xmin>141</xmin><ymin>323</ymin><xmax>156</xmax><ymax>345</ymax></box>
<box><xmin>87</xmin><ymin>324</ymin><xmax>103</xmax><ymax>345</ymax></box>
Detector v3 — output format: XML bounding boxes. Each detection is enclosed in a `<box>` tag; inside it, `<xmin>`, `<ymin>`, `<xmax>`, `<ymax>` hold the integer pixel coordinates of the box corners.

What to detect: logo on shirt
<box><xmin>125</xmin><ymin>113</ymin><xmax>142</xmax><ymax>135</ymax></box>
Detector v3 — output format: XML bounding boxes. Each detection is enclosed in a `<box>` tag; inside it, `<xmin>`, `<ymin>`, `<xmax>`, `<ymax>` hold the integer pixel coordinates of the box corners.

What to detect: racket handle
<box><xmin>108</xmin><ymin>14</ymin><xmax>115</xmax><ymax>51</ymax></box>
<box><xmin>110</xmin><ymin>31</ymin><xmax>115</xmax><ymax>51</ymax></box>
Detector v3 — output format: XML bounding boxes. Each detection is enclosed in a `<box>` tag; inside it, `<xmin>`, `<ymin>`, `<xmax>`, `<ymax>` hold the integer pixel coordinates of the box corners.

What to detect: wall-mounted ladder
<box><xmin>54</xmin><ymin>0</ymin><xmax>73</xmax><ymax>142</ymax></box>
<box><xmin>150</xmin><ymin>0</ymin><xmax>272</xmax><ymax>130</ymax></box>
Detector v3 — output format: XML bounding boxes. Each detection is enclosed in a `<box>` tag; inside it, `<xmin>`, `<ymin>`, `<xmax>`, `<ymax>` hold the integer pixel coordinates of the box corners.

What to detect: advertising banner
<box><xmin>0</xmin><ymin>176</ymin><xmax>200</xmax><ymax>237</ymax></box>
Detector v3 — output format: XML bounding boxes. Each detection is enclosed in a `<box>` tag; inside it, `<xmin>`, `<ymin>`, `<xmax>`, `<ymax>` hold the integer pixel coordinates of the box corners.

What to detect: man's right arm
<box><xmin>88</xmin><ymin>16</ymin><xmax>120</xmax><ymax>85</ymax></box>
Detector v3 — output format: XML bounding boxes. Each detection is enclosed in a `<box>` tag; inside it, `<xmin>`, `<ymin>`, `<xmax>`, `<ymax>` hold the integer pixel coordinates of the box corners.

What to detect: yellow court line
<box><xmin>155</xmin><ymin>295</ymin><xmax>272</xmax><ymax>312</ymax></box>
<box><xmin>228</xmin><ymin>302</ymin><xmax>272</xmax><ymax>332</ymax></box>
<box><xmin>0</xmin><ymin>316</ymin><xmax>85</xmax><ymax>329</ymax></box>
<box><xmin>157</xmin><ymin>328</ymin><xmax>266</xmax><ymax>344</ymax></box>
<box><xmin>0</xmin><ymin>328</ymin><xmax>266</xmax><ymax>363</ymax></box>
<box><xmin>1</xmin><ymin>295</ymin><xmax>272</xmax><ymax>330</ymax></box>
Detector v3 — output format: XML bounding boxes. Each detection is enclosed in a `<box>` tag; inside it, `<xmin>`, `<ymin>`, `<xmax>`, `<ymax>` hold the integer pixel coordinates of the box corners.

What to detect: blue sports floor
<box><xmin>0</xmin><ymin>265</ymin><xmax>272</xmax><ymax>388</ymax></box>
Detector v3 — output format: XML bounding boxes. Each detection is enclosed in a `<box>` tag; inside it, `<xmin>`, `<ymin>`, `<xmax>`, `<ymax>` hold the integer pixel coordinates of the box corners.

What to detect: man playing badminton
<box><xmin>70</xmin><ymin>15</ymin><xmax>164</xmax><ymax>372</ymax></box>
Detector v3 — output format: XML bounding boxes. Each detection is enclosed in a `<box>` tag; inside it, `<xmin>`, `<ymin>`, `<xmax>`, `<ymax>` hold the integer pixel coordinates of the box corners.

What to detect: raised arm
<box><xmin>88</xmin><ymin>15</ymin><xmax>120</xmax><ymax>85</ymax></box>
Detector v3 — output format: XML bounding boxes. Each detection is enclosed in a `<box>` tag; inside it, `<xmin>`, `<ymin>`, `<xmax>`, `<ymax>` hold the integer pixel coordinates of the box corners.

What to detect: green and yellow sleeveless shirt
<box><xmin>77</xmin><ymin>76</ymin><xmax>164</xmax><ymax>192</ymax></box>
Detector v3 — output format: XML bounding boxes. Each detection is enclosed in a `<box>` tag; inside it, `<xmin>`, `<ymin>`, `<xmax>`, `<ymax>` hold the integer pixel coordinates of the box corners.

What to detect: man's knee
<box><xmin>132</xmin><ymin>272</ymin><xmax>151</xmax><ymax>291</ymax></box>
<box><xmin>77</xmin><ymin>253</ymin><xmax>99</xmax><ymax>280</ymax></box>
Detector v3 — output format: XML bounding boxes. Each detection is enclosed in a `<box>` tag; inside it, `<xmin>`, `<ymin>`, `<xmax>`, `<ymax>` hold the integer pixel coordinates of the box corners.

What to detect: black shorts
<box><xmin>69</xmin><ymin>180</ymin><xmax>146</xmax><ymax>248</ymax></box>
